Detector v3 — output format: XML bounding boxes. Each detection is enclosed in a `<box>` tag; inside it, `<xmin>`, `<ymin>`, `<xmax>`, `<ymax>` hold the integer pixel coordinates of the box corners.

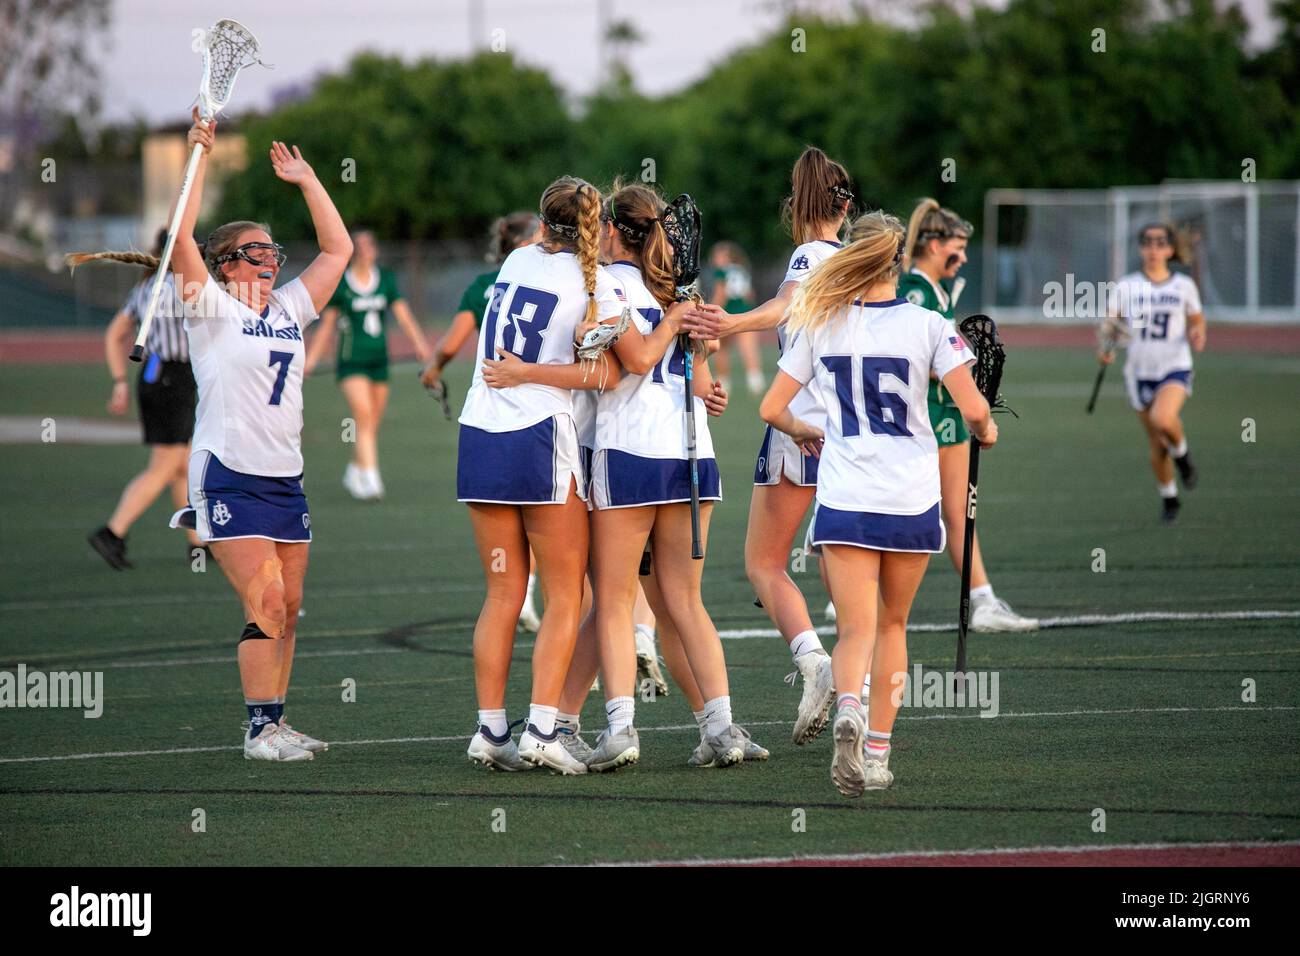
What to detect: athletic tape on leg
<box><xmin>244</xmin><ymin>557</ymin><xmax>286</xmax><ymax>639</ymax></box>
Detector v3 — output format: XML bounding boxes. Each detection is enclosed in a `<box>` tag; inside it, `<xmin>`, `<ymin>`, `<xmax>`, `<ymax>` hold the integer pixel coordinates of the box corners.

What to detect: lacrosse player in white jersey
<box><xmin>682</xmin><ymin>146</ymin><xmax>859</xmax><ymax>748</ymax></box>
<box><xmin>167</xmin><ymin>109</ymin><xmax>352</xmax><ymax>761</ymax></box>
<box><xmin>761</xmin><ymin>210</ymin><xmax>996</xmax><ymax>795</ymax></box>
<box><xmin>457</xmin><ymin>176</ymin><xmax>627</xmax><ymax>774</ymax></box>
<box><xmin>519</xmin><ymin>182</ymin><xmax>766</xmax><ymax>770</ymax></box>
<box><xmin>1100</xmin><ymin>222</ymin><xmax>1207</xmax><ymax>523</ymax></box>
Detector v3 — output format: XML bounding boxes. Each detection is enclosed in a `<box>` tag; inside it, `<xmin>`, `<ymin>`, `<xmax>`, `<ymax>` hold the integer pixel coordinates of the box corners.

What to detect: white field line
<box><xmin>589</xmin><ymin>838</ymin><xmax>1300</xmax><ymax>868</ymax></box>
<box><xmin>6</xmin><ymin>608</ymin><xmax>1297</xmax><ymax>672</ymax></box>
<box><xmin>721</xmin><ymin>609</ymin><xmax>1300</xmax><ymax>639</ymax></box>
<box><xmin>0</xmin><ymin>705</ymin><xmax>1292</xmax><ymax>766</ymax></box>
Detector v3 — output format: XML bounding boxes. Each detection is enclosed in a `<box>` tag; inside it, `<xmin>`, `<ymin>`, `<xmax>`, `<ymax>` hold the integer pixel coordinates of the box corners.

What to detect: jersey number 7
<box><xmin>268</xmin><ymin>350</ymin><xmax>294</xmax><ymax>405</ymax></box>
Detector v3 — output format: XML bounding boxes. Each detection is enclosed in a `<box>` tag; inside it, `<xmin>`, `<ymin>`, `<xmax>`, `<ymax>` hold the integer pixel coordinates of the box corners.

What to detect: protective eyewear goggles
<box><xmin>214</xmin><ymin>241</ymin><xmax>287</xmax><ymax>269</ymax></box>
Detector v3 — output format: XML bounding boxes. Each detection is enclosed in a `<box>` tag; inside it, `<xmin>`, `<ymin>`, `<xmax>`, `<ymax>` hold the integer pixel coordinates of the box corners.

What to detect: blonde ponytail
<box><xmin>787</xmin><ymin>210</ymin><xmax>905</xmax><ymax>336</ymax></box>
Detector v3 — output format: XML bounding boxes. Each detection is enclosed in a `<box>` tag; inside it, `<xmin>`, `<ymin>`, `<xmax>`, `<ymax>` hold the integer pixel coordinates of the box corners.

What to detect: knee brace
<box><xmin>244</xmin><ymin>557</ymin><xmax>286</xmax><ymax>639</ymax></box>
<box><xmin>239</xmin><ymin>622</ymin><xmax>271</xmax><ymax>643</ymax></box>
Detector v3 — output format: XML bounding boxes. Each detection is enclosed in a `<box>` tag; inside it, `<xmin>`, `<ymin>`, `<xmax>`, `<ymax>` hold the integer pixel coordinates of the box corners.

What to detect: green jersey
<box><xmin>898</xmin><ymin>269</ymin><xmax>965</xmax><ymax>440</ymax></box>
<box><xmin>711</xmin><ymin>264</ymin><xmax>752</xmax><ymax>314</ymax></box>
<box><xmin>458</xmin><ymin>269</ymin><xmax>500</xmax><ymax>329</ymax></box>
<box><xmin>897</xmin><ymin>268</ymin><xmax>954</xmax><ymax>319</ymax></box>
<box><xmin>328</xmin><ymin>267</ymin><xmax>402</xmax><ymax>365</ymax></box>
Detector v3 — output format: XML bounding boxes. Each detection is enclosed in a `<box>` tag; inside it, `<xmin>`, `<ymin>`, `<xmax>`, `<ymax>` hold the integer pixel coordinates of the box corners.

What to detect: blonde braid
<box><xmin>64</xmin><ymin>250</ymin><xmax>160</xmax><ymax>271</ymax></box>
<box><xmin>575</xmin><ymin>183</ymin><xmax>601</xmax><ymax>326</ymax></box>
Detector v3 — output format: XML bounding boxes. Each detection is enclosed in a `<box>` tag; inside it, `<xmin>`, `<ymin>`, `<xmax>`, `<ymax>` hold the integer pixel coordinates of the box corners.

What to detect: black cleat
<box><xmin>88</xmin><ymin>526</ymin><xmax>133</xmax><ymax>570</ymax></box>
<box><xmin>1160</xmin><ymin>496</ymin><xmax>1181</xmax><ymax>524</ymax></box>
<box><xmin>1174</xmin><ymin>452</ymin><xmax>1197</xmax><ymax>490</ymax></box>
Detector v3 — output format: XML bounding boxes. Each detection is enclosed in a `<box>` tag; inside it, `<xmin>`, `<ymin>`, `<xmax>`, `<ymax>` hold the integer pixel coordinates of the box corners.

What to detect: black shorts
<box><xmin>138</xmin><ymin>360</ymin><xmax>197</xmax><ymax>445</ymax></box>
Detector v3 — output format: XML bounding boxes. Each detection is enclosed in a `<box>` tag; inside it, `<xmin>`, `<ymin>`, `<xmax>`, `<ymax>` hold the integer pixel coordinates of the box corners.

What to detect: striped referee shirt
<box><xmin>124</xmin><ymin>273</ymin><xmax>189</xmax><ymax>362</ymax></box>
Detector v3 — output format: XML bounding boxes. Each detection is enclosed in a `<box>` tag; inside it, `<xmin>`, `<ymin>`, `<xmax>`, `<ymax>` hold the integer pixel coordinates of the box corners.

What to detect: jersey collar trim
<box><xmin>909</xmin><ymin>266</ymin><xmax>950</xmax><ymax>311</ymax></box>
<box><xmin>344</xmin><ymin>267</ymin><xmax>381</xmax><ymax>297</ymax></box>
<box><xmin>854</xmin><ymin>297</ymin><xmax>906</xmax><ymax>308</ymax></box>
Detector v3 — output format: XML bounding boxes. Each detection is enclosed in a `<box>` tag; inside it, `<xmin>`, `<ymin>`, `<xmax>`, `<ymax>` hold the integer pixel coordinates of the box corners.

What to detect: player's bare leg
<box><xmin>339</xmin><ymin>374</ymin><xmax>378</xmax><ymax>499</ymax></box>
<box><xmin>584</xmin><ymin>505</ymin><xmax>654</xmax><ymax>770</ymax></box>
<box><xmin>556</xmin><ymin>576</ymin><xmax>597</xmax><ymax>763</ymax></box>
<box><xmin>821</xmin><ymin>543</ymin><xmax>880</xmax><ymax>795</ymax></box>
<box><xmin>211</xmin><ymin>537</ymin><xmax>311</xmax><ymax>762</ymax></box>
<box><xmin>746</xmin><ymin>479</ymin><xmax>817</xmax><ymax>640</ymax></box>
<box><xmin>364</xmin><ymin>380</ymin><xmax>390</xmax><ymax>496</ymax></box>
<box><xmin>270</xmin><ymin>542</ymin><xmax>324</xmax><ymax>751</ymax></box>
<box><xmin>747</xmin><ymin>479</ymin><xmax>834</xmax><ymax>741</ymax></box>
<box><xmin>1144</xmin><ymin>384</ymin><xmax>1194</xmax><ymax>517</ymax></box>
<box><xmin>465</xmin><ymin>501</ymin><xmax>531</xmax><ymax>770</ymax></box>
<box><xmin>651</xmin><ymin>503</ymin><xmax>747</xmax><ymax>766</ymax></box>
<box><xmin>167</xmin><ymin>450</ymin><xmax>202</xmax><ymax>549</ymax></box>
<box><xmin>861</xmin><ymin>551</ymin><xmax>930</xmax><ymax>790</ymax></box>
<box><xmin>517</xmin><ymin>482</ymin><xmax>590</xmax><ymax>772</ymax></box>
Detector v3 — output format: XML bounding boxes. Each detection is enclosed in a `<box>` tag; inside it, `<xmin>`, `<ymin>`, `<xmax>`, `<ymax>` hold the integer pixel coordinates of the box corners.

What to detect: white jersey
<box><xmin>1110</xmin><ymin>271</ymin><xmax>1201</xmax><ymax>381</ymax></box>
<box><xmin>596</xmin><ymin>261</ymin><xmax>715</xmax><ymax>461</ymax></box>
<box><xmin>573</xmin><ymin>389</ymin><xmax>598</xmax><ymax>450</ymax></box>
<box><xmin>778</xmin><ymin>298</ymin><xmax>975</xmax><ymax>515</ymax></box>
<box><xmin>776</xmin><ymin>240</ymin><xmax>842</xmax><ymax>431</ymax></box>
<box><xmin>185</xmin><ymin>275</ymin><xmax>319</xmax><ymax>477</ymax></box>
<box><xmin>459</xmin><ymin>243</ymin><xmax>626</xmax><ymax>433</ymax></box>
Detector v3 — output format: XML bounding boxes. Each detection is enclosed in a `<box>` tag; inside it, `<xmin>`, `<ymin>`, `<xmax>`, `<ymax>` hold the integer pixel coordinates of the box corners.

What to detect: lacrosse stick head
<box><xmin>660</xmin><ymin>194</ymin><xmax>703</xmax><ymax>302</ymax></box>
<box><xmin>1098</xmin><ymin>317</ymin><xmax>1131</xmax><ymax>354</ymax></box>
<box><xmin>196</xmin><ymin>19</ymin><xmax>267</xmax><ymax>120</ymax></box>
<box><xmin>958</xmin><ymin>314</ymin><xmax>1009</xmax><ymax>411</ymax></box>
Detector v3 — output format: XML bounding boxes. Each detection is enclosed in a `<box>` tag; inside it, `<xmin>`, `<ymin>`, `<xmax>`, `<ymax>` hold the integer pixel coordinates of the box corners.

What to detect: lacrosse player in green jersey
<box><xmin>898</xmin><ymin>198</ymin><xmax>1037</xmax><ymax>633</ymax></box>
<box><xmin>305</xmin><ymin>230</ymin><xmax>431</xmax><ymax>500</ymax></box>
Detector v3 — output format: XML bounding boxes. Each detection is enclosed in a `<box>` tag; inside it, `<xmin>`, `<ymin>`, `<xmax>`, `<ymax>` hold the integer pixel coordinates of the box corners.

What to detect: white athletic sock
<box><xmin>479</xmin><ymin>708</ymin><xmax>509</xmax><ymax>738</ymax></box>
<box><xmin>1158</xmin><ymin>480</ymin><xmax>1178</xmax><ymax>498</ymax></box>
<box><xmin>1168</xmin><ymin>437</ymin><xmax>1188</xmax><ymax>458</ymax></box>
<box><xmin>790</xmin><ymin>629</ymin><xmax>825</xmax><ymax>659</ymax></box>
<box><xmin>633</xmin><ymin>622</ymin><xmax>655</xmax><ymax>644</ymax></box>
<box><xmin>527</xmin><ymin>703</ymin><xmax>558</xmax><ymax>736</ymax></box>
<box><xmin>860</xmin><ymin>674</ymin><xmax>871</xmax><ymax>703</ymax></box>
<box><xmin>837</xmin><ymin>693</ymin><xmax>863</xmax><ymax>713</ymax></box>
<box><xmin>556</xmin><ymin>711</ymin><xmax>580</xmax><ymax>735</ymax></box>
<box><xmin>865</xmin><ymin>728</ymin><xmax>892</xmax><ymax>762</ymax></box>
<box><xmin>703</xmin><ymin>696</ymin><xmax>733</xmax><ymax>736</ymax></box>
<box><xmin>605</xmin><ymin>696</ymin><xmax>635</xmax><ymax>734</ymax></box>
<box><xmin>692</xmin><ymin>708</ymin><xmax>709</xmax><ymax>740</ymax></box>
<box><xmin>970</xmin><ymin>583</ymin><xmax>995</xmax><ymax>603</ymax></box>
<box><xmin>524</xmin><ymin>574</ymin><xmax>537</xmax><ymax>604</ymax></box>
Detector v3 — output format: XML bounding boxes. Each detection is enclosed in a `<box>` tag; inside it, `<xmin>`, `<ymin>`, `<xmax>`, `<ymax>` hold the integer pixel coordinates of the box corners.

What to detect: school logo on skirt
<box><xmin>212</xmin><ymin>501</ymin><xmax>232</xmax><ymax>526</ymax></box>
<box><xmin>302</xmin><ymin>513</ymin><xmax>311</xmax><ymax>529</ymax></box>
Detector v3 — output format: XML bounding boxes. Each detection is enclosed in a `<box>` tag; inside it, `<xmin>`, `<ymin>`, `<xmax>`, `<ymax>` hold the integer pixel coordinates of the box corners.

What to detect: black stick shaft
<box><xmin>681</xmin><ymin>335</ymin><xmax>703</xmax><ymax>559</ymax></box>
<box><xmin>1086</xmin><ymin>363</ymin><xmax>1107</xmax><ymax>414</ymax></box>
<box><xmin>955</xmin><ymin>441</ymin><xmax>982</xmax><ymax>674</ymax></box>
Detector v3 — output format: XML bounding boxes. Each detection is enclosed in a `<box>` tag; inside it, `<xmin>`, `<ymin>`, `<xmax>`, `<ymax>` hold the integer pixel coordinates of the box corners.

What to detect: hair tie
<box><xmin>893</xmin><ymin>235</ymin><xmax>906</xmax><ymax>267</ymax></box>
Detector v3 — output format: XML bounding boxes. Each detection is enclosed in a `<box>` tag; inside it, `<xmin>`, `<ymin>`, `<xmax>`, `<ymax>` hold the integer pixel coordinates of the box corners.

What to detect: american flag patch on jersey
<box><xmin>614</xmin><ymin>287</ymin><xmax>627</xmax><ymax>302</ymax></box>
<box><xmin>949</xmin><ymin>336</ymin><xmax>965</xmax><ymax>352</ymax></box>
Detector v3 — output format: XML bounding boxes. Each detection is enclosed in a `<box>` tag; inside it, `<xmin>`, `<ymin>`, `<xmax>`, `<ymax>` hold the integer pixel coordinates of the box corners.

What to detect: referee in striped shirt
<box><xmin>87</xmin><ymin>228</ymin><xmax>203</xmax><ymax>570</ymax></box>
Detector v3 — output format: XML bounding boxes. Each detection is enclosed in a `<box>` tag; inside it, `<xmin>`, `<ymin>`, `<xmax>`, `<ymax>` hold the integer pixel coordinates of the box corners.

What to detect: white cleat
<box><xmin>735</xmin><ymin>725</ymin><xmax>770</xmax><ymax>761</ymax></box>
<box><xmin>467</xmin><ymin>728</ymin><xmax>531</xmax><ymax>771</ymax></box>
<box><xmin>634</xmin><ymin>628</ymin><xmax>669</xmax><ymax>698</ymax></box>
<box><xmin>862</xmin><ymin>753</ymin><xmax>894</xmax><ymax>791</ymax></box>
<box><xmin>279</xmin><ymin>721</ymin><xmax>328</xmax><ymax>752</ymax></box>
<box><xmin>970</xmin><ymin>596</ymin><xmax>1039</xmax><ymax>633</ymax></box>
<box><xmin>824</xmin><ymin>600</ymin><xmax>837</xmax><ymax>621</ymax></box>
<box><xmin>343</xmin><ymin>463</ymin><xmax>365</xmax><ymax>499</ymax></box>
<box><xmin>830</xmin><ymin>705</ymin><xmax>866</xmax><ymax>797</ymax></box>
<box><xmin>367</xmin><ymin>470</ymin><xmax>385</xmax><ymax>500</ymax></box>
<box><xmin>585</xmin><ymin>726</ymin><xmax>640</xmax><ymax>773</ymax></box>
<box><xmin>517</xmin><ymin>599</ymin><xmax>542</xmax><ymax>633</ymax></box>
<box><xmin>557</xmin><ymin>726</ymin><xmax>595</xmax><ymax>763</ymax></box>
<box><xmin>243</xmin><ymin>725</ymin><xmax>314</xmax><ymax>762</ymax></box>
<box><xmin>789</xmin><ymin>650</ymin><xmax>836</xmax><ymax>745</ymax></box>
<box><xmin>690</xmin><ymin>725</ymin><xmax>746</xmax><ymax>768</ymax></box>
<box><xmin>518</xmin><ymin>725</ymin><xmax>588</xmax><ymax>774</ymax></box>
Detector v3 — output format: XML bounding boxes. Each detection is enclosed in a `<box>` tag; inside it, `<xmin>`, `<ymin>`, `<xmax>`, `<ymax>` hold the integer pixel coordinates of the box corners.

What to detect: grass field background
<box><xmin>1</xmin><ymin>344</ymin><xmax>1297</xmax><ymax>865</ymax></box>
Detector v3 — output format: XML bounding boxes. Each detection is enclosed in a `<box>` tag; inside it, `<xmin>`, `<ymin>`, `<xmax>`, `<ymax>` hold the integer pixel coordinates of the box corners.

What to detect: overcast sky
<box><xmin>100</xmin><ymin>0</ymin><xmax>1280</xmax><ymax>125</ymax></box>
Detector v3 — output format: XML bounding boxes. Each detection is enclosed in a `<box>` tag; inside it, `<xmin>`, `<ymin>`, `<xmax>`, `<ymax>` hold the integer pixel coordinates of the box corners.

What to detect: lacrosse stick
<box><xmin>1087</xmin><ymin>318</ymin><xmax>1128</xmax><ymax>414</ymax></box>
<box><xmin>130</xmin><ymin>19</ymin><xmax>267</xmax><ymax>362</ymax></box>
<box><xmin>955</xmin><ymin>315</ymin><xmax>1010</xmax><ymax>676</ymax></box>
<box><xmin>661</xmin><ymin>194</ymin><xmax>705</xmax><ymax>559</ymax></box>
<box><xmin>424</xmin><ymin>379</ymin><xmax>453</xmax><ymax>421</ymax></box>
